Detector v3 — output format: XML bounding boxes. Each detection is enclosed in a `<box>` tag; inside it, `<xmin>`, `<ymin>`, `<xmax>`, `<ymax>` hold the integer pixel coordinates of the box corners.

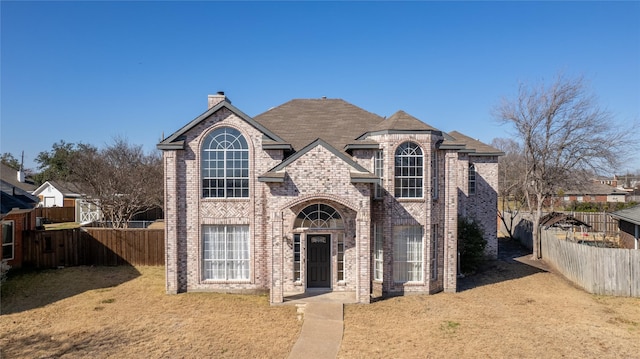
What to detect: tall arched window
<box><xmin>202</xmin><ymin>127</ymin><xmax>249</xmax><ymax>198</ymax></box>
<box><xmin>394</xmin><ymin>142</ymin><xmax>423</xmax><ymax>198</ymax></box>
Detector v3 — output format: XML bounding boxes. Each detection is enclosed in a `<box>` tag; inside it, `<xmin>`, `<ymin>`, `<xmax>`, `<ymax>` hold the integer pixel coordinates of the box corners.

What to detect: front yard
<box><xmin>2</xmin><ymin>245</ymin><xmax>639</xmax><ymax>358</ymax></box>
<box><xmin>1</xmin><ymin>266</ymin><xmax>301</xmax><ymax>358</ymax></box>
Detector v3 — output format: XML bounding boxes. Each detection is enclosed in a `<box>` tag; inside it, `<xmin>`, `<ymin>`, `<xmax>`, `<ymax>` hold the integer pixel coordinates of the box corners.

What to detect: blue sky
<box><xmin>2</xmin><ymin>1</ymin><xmax>639</xmax><ymax>173</ymax></box>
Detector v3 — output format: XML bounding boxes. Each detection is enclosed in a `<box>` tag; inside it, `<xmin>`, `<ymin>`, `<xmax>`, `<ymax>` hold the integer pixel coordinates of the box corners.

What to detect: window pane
<box><xmin>295</xmin><ymin>204</ymin><xmax>343</xmax><ymax>229</ymax></box>
<box><xmin>393</xmin><ymin>226</ymin><xmax>423</xmax><ymax>283</ymax></box>
<box><xmin>201</xmin><ymin>127</ymin><xmax>249</xmax><ymax>198</ymax></box>
<box><xmin>394</xmin><ymin>142</ymin><xmax>423</xmax><ymax>198</ymax></box>
<box><xmin>203</xmin><ymin>225</ymin><xmax>249</xmax><ymax>280</ymax></box>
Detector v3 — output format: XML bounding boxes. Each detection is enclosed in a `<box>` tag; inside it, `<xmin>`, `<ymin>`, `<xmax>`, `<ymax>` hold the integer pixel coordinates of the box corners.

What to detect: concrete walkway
<box><xmin>287</xmin><ymin>302</ymin><xmax>344</xmax><ymax>359</ymax></box>
<box><xmin>285</xmin><ymin>291</ymin><xmax>356</xmax><ymax>359</ymax></box>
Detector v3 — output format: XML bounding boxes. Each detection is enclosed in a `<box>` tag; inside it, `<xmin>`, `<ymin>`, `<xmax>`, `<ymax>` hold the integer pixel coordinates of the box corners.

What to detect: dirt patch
<box><xmin>0</xmin><ymin>266</ymin><xmax>301</xmax><ymax>358</ymax></box>
<box><xmin>340</xmin><ymin>238</ymin><xmax>640</xmax><ymax>358</ymax></box>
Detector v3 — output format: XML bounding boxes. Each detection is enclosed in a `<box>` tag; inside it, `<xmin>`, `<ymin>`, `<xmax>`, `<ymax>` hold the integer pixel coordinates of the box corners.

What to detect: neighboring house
<box><xmin>157</xmin><ymin>93</ymin><xmax>502</xmax><ymax>304</ymax></box>
<box><xmin>0</xmin><ymin>163</ymin><xmax>36</xmax><ymax>193</ymax></box>
<box><xmin>609</xmin><ymin>205</ymin><xmax>640</xmax><ymax>250</ymax></box>
<box><xmin>563</xmin><ymin>182</ymin><xmax>628</xmax><ymax>204</ymax></box>
<box><xmin>593</xmin><ymin>176</ymin><xmax>618</xmax><ymax>188</ymax></box>
<box><xmin>615</xmin><ymin>174</ymin><xmax>640</xmax><ymax>192</ymax></box>
<box><xmin>32</xmin><ymin>181</ymin><xmax>102</xmax><ymax>223</ymax></box>
<box><xmin>32</xmin><ymin>180</ymin><xmax>82</xmax><ymax>207</ymax></box>
<box><xmin>1</xmin><ymin>165</ymin><xmax>38</xmax><ymax>268</ymax></box>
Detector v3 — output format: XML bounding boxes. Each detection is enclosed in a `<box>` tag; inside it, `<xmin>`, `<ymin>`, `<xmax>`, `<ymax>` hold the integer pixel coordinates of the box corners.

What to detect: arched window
<box><xmin>394</xmin><ymin>142</ymin><xmax>423</xmax><ymax>198</ymax></box>
<box><xmin>468</xmin><ymin>163</ymin><xmax>476</xmax><ymax>196</ymax></box>
<box><xmin>202</xmin><ymin>127</ymin><xmax>249</xmax><ymax>198</ymax></box>
<box><xmin>294</xmin><ymin>204</ymin><xmax>344</xmax><ymax>229</ymax></box>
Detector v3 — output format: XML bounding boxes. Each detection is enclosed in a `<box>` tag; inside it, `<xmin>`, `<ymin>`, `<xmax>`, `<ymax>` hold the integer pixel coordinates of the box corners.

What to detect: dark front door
<box><xmin>307</xmin><ymin>234</ymin><xmax>330</xmax><ymax>288</ymax></box>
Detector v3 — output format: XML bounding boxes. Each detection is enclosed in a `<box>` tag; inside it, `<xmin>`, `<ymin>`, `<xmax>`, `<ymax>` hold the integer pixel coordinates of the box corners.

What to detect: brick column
<box><xmin>164</xmin><ymin>151</ymin><xmax>179</xmax><ymax>294</ymax></box>
<box><xmin>443</xmin><ymin>152</ymin><xmax>458</xmax><ymax>293</ymax></box>
<box><xmin>356</xmin><ymin>195</ymin><xmax>371</xmax><ymax>304</ymax></box>
<box><xmin>270</xmin><ymin>211</ymin><xmax>284</xmax><ymax>304</ymax></box>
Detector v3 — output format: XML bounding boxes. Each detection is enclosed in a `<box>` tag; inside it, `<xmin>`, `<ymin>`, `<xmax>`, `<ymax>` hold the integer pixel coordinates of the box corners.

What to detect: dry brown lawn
<box><xmin>2</xmin><ymin>239</ymin><xmax>640</xmax><ymax>358</ymax></box>
<box><xmin>0</xmin><ymin>266</ymin><xmax>301</xmax><ymax>358</ymax></box>
<box><xmin>341</xmin><ymin>248</ymin><xmax>640</xmax><ymax>358</ymax></box>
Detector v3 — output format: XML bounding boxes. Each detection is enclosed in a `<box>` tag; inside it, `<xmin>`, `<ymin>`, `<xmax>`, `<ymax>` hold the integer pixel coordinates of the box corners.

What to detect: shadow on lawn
<box><xmin>2</xmin><ymin>324</ymin><xmax>152</xmax><ymax>358</ymax></box>
<box><xmin>0</xmin><ymin>265</ymin><xmax>140</xmax><ymax>315</ymax></box>
<box><xmin>457</xmin><ymin>237</ymin><xmax>547</xmax><ymax>292</ymax></box>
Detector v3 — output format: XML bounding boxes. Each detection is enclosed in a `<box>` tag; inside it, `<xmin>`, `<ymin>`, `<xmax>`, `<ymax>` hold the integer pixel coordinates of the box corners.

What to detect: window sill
<box><xmin>202</xmin><ymin>279</ymin><xmax>251</xmax><ymax>284</ymax></box>
<box><xmin>201</xmin><ymin>197</ymin><xmax>250</xmax><ymax>202</ymax></box>
<box><xmin>396</xmin><ymin>198</ymin><xmax>426</xmax><ymax>203</ymax></box>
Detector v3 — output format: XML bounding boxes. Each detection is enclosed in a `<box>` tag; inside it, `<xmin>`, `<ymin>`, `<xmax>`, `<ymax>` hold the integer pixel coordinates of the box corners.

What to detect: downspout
<box><xmin>635</xmin><ymin>223</ymin><xmax>638</xmax><ymax>250</ymax></box>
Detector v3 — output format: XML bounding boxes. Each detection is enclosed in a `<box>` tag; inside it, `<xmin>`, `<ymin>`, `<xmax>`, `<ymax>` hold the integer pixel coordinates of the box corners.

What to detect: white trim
<box><xmin>2</xmin><ymin>220</ymin><xmax>15</xmax><ymax>261</ymax></box>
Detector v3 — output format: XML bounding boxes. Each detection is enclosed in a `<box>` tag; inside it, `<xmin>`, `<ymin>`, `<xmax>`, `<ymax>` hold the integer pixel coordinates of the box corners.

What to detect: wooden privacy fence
<box><xmin>541</xmin><ymin>230</ymin><xmax>639</xmax><ymax>297</ymax></box>
<box><xmin>35</xmin><ymin>207</ymin><xmax>76</xmax><ymax>223</ymax></box>
<box><xmin>22</xmin><ymin>228</ymin><xmax>164</xmax><ymax>268</ymax></box>
<box><xmin>564</xmin><ymin>211</ymin><xmax>619</xmax><ymax>233</ymax></box>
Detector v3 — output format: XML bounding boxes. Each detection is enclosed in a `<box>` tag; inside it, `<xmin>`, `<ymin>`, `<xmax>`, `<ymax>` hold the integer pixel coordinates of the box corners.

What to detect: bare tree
<box><xmin>491</xmin><ymin>138</ymin><xmax>527</xmax><ymax>240</ymax></box>
<box><xmin>70</xmin><ymin>138</ymin><xmax>163</xmax><ymax>228</ymax></box>
<box><xmin>494</xmin><ymin>74</ymin><xmax>633</xmax><ymax>259</ymax></box>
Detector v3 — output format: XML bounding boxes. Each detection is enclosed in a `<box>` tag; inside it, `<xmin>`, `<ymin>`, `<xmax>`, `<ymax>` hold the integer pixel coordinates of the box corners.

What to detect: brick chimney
<box><xmin>208</xmin><ymin>91</ymin><xmax>230</xmax><ymax>109</ymax></box>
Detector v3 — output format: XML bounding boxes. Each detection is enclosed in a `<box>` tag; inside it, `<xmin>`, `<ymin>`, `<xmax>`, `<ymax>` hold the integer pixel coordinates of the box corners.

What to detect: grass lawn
<box><xmin>341</xmin><ymin>252</ymin><xmax>640</xmax><ymax>358</ymax></box>
<box><xmin>2</xmin><ymin>242</ymin><xmax>640</xmax><ymax>358</ymax></box>
<box><xmin>0</xmin><ymin>266</ymin><xmax>301</xmax><ymax>358</ymax></box>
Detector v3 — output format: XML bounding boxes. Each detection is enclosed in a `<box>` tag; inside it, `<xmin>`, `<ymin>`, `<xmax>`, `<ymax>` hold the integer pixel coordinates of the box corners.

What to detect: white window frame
<box><xmin>337</xmin><ymin>233</ymin><xmax>345</xmax><ymax>282</ymax></box>
<box><xmin>373</xmin><ymin>223</ymin><xmax>383</xmax><ymax>281</ymax></box>
<box><xmin>293</xmin><ymin>233</ymin><xmax>301</xmax><ymax>282</ymax></box>
<box><xmin>294</xmin><ymin>204</ymin><xmax>343</xmax><ymax>229</ymax></box>
<box><xmin>393</xmin><ymin>225</ymin><xmax>423</xmax><ymax>283</ymax></box>
<box><xmin>202</xmin><ymin>225</ymin><xmax>250</xmax><ymax>281</ymax></box>
<box><xmin>394</xmin><ymin>142</ymin><xmax>423</xmax><ymax>198</ymax></box>
<box><xmin>2</xmin><ymin>220</ymin><xmax>15</xmax><ymax>260</ymax></box>
<box><xmin>201</xmin><ymin>127</ymin><xmax>249</xmax><ymax>198</ymax></box>
<box><xmin>468</xmin><ymin>163</ymin><xmax>476</xmax><ymax>196</ymax></box>
<box><xmin>374</xmin><ymin>150</ymin><xmax>384</xmax><ymax>199</ymax></box>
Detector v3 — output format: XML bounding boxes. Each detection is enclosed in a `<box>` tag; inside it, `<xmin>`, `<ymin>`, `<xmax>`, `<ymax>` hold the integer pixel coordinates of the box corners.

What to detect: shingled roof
<box><xmin>444</xmin><ymin>131</ymin><xmax>503</xmax><ymax>156</ymax></box>
<box><xmin>0</xmin><ymin>163</ymin><xmax>36</xmax><ymax>192</ymax></box>
<box><xmin>369</xmin><ymin>110</ymin><xmax>439</xmax><ymax>133</ymax></box>
<box><xmin>563</xmin><ymin>182</ymin><xmax>629</xmax><ymax>196</ymax></box>
<box><xmin>253</xmin><ymin>99</ymin><xmax>385</xmax><ymax>152</ymax></box>
<box><xmin>610</xmin><ymin>205</ymin><xmax>640</xmax><ymax>226</ymax></box>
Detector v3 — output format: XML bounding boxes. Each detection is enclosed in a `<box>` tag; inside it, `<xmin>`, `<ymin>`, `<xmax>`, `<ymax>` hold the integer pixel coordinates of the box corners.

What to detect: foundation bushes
<box><xmin>458</xmin><ymin>217</ymin><xmax>487</xmax><ymax>274</ymax></box>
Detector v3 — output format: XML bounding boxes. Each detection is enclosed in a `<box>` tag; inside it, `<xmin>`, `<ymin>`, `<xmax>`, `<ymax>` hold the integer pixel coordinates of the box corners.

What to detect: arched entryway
<box><xmin>274</xmin><ymin>196</ymin><xmax>369</xmax><ymax>304</ymax></box>
<box><xmin>294</xmin><ymin>204</ymin><xmax>344</xmax><ymax>288</ymax></box>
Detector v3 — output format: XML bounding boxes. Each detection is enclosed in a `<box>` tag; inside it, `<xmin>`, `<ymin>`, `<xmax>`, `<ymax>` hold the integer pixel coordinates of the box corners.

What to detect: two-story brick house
<box><xmin>157</xmin><ymin>93</ymin><xmax>502</xmax><ymax>304</ymax></box>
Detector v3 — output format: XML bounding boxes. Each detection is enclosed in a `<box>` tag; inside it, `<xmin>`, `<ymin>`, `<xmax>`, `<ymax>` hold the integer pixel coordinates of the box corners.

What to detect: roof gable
<box><xmin>369</xmin><ymin>110</ymin><xmax>439</xmax><ymax>133</ymax></box>
<box><xmin>157</xmin><ymin>100</ymin><xmax>288</xmax><ymax>150</ymax></box>
<box><xmin>258</xmin><ymin>138</ymin><xmax>376</xmax><ymax>183</ymax></box>
<box><xmin>32</xmin><ymin>180</ymin><xmax>81</xmax><ymax>197</ymax></box>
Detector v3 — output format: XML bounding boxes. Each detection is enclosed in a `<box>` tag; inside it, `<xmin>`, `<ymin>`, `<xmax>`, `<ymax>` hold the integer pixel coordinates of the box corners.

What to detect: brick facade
<box><xmin>159</xmin><ymin>96</ymin><xmax>500</xmax><ymax>303</ymax></box>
